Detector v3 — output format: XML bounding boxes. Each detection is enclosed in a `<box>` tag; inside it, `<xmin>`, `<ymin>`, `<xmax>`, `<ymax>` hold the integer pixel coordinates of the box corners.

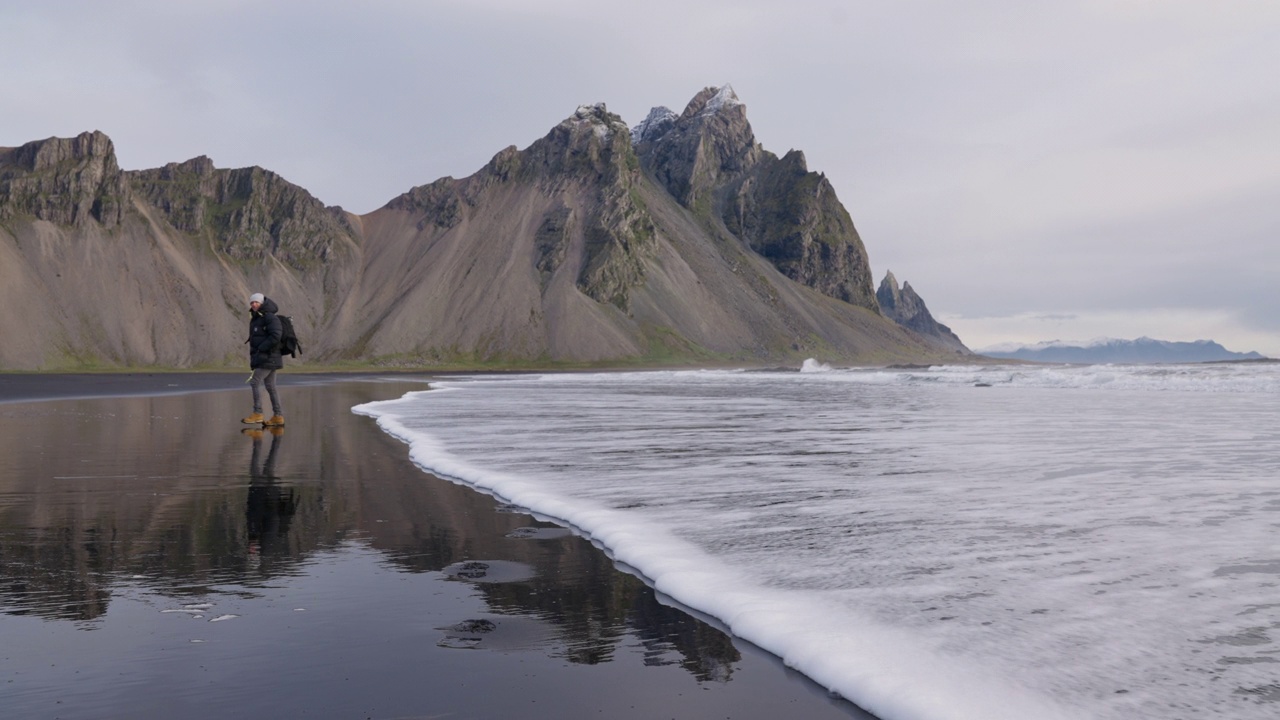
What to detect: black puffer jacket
<box><xmin>248</xmin><ymin>297</ymin><xmax>284</xmax><ymax>370</ymax></box>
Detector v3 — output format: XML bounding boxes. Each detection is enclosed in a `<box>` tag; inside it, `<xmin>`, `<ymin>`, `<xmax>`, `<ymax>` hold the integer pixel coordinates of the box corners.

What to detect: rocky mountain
<box><xmin>637</xmin><ymin>86</ymin><xmax>878</xmax><ymax>310</ymax></box>
<box><xmin>978</xmin><ymin>337</ymin><xmax>1267</xmax><ymax>364</ymax></box>
<box><xmin>875</xmin><ymin>271</ymin><xmax>968</xmax><ymax>353</ymax></box>
<box><xmin>0</xmin><ymin>130</ymin><xmax>128</xmax><ymax>227</ymax></box>
<box><xmin>0</xmin><ymin>87</ymin><xmax>969</xmax><ymax>370</ymax></box>
<box><xmin>130</xmin><ymin>155</ymin><xmax>359</xmax><ymax>270</ymax></box>
<box><xmin>0</xmin><ymin>131</ymin><xmax>357</xmax><ymax>369</ymax></box>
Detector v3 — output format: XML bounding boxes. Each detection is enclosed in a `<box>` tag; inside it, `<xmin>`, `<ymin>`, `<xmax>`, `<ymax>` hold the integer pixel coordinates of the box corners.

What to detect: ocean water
<box><xmin>353</xmin><ymin>362</ymin><xmax>1280</xmax><ymax>720</ymax></box>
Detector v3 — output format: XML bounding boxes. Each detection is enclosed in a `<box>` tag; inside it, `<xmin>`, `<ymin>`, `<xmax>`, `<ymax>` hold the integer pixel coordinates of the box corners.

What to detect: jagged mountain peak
<box><xmin>630</xmin><ymin>106</ymin><xmax>678</xmax><ymax>145</ymax></box>
<box><xmin>781</xmin><ymin>149</ymin><xmax>810</xmax><ymax>173</ymax></box>
<box><xmin>503</xmin><ymin>101</ymin><xmax>636</xmax><ymax>182</ymax></box>
<box><xmin>2</xmin><ymin>130</ymin><xmax>116</xmax><ymax>173</ymax></box>
<box><xmin>15</xmin><ymin>130</ymin><xmax>115</xmax><ymax>171</ymax></box>
<box><xmin>625</xmin><ymin>86</ymin><xmax>880</xmax><ymax>313</ymax></box>
<box><xmin>682</xmin><ymin>84</ymin><xmax>744</xmax><ymax>120</ymax></box>
<box><xmin>877</xmin><ymin>271</ymin><xmax>929</xmax><ymax>306</ymax></box>
<box><xmin>0</xmin><ymin>130</ymin><xmax>127</xmax><ymax>227</ymax></box>
<box><xmin>128</xmin><ymin>155</ymin><xmax>357</xmax><ymax>269</ymax></box>
<box><xmin>168</xmin><ymin>155</ymin><xmax>217</xmax><ymax>175</ymax></box>
<box><xmin>876</xmin><ymin>270</ymin><xmax>916</xmax><ymax>311</ymax></box>
<box><xmin>674</xmin><ymin>85</ymin><xmax>754</xmax><ymax>150</ymax></box>
<box><xmin>628</xmin><ymin>86</ymin><xmax>746</xmax><ymax>151</ymax></box>
<box><xmin>564</xmin><ymin>102</ymin><xmax>630</xmax><ymax>140</ymax></box>
<box><xmin>877</xmin><ymin>271</ymin><xmax>969</xmax><ymax>354</ymax></box>
<box><xmin>386</xmin><ymin>104</ymin><xmax>637</xmax><ymax>215</ymax></box>
<box><xmin>637</xmin><ymin>85</ymin><xmax>761</xmax><ymax>208</ymax></box>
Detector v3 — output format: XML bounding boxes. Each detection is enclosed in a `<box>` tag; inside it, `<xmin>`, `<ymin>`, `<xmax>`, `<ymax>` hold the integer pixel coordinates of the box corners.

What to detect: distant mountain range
<box><xmin>978</xmin><ymin>337</ymin><xmax>1267</xmax><ymax>364</ymax></box>
<box><xmin>0</xmin><ymin>85</ymin><xmax>968</xmax><ymax>370</ymax></box>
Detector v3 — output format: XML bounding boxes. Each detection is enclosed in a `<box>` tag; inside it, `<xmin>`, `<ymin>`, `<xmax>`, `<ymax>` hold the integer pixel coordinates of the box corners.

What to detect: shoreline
<box><xmin>0</xmin><ymin>370</ymin><xmax>441</xmax><ymax>404</ymax></box>
<box><xmin>0</xmin><ymin>373</ymin><xmax>876</xmax><ymax>719</ymax></box>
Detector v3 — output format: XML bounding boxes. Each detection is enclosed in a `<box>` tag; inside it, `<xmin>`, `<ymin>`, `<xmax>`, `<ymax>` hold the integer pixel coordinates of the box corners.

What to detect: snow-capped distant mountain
<box><xmin>977</xmin><ymin>337</ymin><xmax>1267</xmax><ymax>364</ymax></box>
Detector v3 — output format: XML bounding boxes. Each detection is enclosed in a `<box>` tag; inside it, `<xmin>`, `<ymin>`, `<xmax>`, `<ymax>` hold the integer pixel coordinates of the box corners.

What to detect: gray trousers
<box><xmin>250</xmin><ymin>368</ymin><xmax>283</xmax><ymax>415</ymax></box>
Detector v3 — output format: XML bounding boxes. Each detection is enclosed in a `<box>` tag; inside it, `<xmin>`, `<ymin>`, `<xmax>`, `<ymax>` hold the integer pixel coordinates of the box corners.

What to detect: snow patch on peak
<box><xmin>630</xmin><ymin>106</ymin><xmax>678</xmax><ymax>144</ymax></box>
<box><xmin>567</xmin><ymin>103</ymin><xmax>627</xmax><ymax>142</ymax></box>
<box><xmin>701</xmin><ymin>84</ymin><xmax>742</xmax><ymax>116</ymax></box>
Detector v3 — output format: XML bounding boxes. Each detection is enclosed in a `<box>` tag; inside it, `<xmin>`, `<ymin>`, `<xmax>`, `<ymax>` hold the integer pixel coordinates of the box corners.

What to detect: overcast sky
<box><xmin>4</xmin><ymin>0</ymin><xmax>1278</xmax><ymax>354</ymax></box>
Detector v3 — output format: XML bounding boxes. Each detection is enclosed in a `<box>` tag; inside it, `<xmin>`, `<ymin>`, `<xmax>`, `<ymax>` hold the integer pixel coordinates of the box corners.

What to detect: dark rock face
<box><xmin>386</xmin><ymin>175</ymin><xmax>466</xmax><ymax>230</ymax></box>
<box><xmin>636</xmin><ymin>86</ymin><xmax>761</xmax><ymax>210</ymax></box>
<box><xmin>634</xmin><ymin>86</ymin><xmax>877</xmax><ymax>312</ymax></box>
<box><xmin>0</xmin><ymin>131</ymin><xmax>129</xmax><ymax>227</ymax></box>
<box><xmin>533</xmin><ymin>204</ymin><xmax>575</xmax><ymax>288</ymax></box>
<box><xmin>0</xmin><ymin>133</ymin><xmax>354</xmax><ymax>267</ymax></box>
<box><xmin>519</xmin><ymin>104</ymin><xmax>656</xmax><ymax>308</ymax></box>
<box><xmin>128</xmin><ymin>158</ymin><xmax>357</xmax><ymax>270</ymax></box>
<box><xmin>727</xmin><ymin>150</ymin><xmax>875</xmax><ymax>307</ymax></box>
<box><xmin>876</xmin><ymin>271</ymin><xmax>968</xmax><ymax>353</ymax></box>
<box><xmin>521</xmin><ymin>103</ymin><xmax>634</xmax><ymax>181</ymax></box>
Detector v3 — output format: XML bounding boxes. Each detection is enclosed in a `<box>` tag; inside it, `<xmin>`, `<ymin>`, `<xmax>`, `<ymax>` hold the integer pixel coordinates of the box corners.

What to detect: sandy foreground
<box><xmin>0</xmin><ymin>373</ymin><xmax>874</xmax><ymax>720</ymax></box>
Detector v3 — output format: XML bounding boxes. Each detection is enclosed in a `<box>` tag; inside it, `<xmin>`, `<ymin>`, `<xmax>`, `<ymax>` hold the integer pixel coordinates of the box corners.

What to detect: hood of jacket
<box><xmin>254</xmin><ymin>297</ymin><xmax>280</xmax><ymax>316</ymax></box>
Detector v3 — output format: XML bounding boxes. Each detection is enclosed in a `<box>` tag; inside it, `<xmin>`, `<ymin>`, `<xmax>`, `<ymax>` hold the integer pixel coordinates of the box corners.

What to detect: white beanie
<box><xmin>249</xmin><ymin>293</ymin><xmax>265</xmax><ymax>304</ymax></box>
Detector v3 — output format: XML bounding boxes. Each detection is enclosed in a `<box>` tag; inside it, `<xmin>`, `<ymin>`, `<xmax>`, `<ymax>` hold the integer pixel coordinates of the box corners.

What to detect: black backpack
<box><xmin>278</xmin><ymin>315</ymin><xmax>302</xmax><ymax>358</ymax></box>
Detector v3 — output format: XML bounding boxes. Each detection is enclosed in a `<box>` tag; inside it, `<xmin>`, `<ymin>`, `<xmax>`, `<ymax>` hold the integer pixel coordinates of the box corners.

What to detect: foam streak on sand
<box><xmin>354</xmin><ymin>364</ymin><xmax>1280</xmax><ymax>720</ymax></box>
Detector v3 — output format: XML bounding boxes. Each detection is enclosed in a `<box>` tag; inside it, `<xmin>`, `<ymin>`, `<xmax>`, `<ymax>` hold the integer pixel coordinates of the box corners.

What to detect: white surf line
<box><xmin>354</xmin><ymin>399</ymin><xmax>1080</xmax><ymax>720</ymax></box>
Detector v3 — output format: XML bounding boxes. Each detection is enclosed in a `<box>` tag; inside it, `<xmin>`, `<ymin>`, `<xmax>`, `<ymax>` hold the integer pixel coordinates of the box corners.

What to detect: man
<box><xmin>242</xmin><ymin>292</ymin><xmax>285</xmax><ymax>426</ymax></box>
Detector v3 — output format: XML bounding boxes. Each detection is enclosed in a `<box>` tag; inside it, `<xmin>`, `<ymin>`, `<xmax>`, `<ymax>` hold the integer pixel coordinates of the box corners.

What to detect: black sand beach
<box><xmin>0</xmin><ymin>374</ymin><xmax>874</xmax><ymax>719</ymax></box>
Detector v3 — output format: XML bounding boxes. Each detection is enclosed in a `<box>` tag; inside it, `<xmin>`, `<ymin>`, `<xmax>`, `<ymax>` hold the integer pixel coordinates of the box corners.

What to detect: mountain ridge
<box><xmin>0</xmin><ymin>87</ymin><xmax>969</xmax><ymax>370</ymax></box>
<box><xmin>978</xmin><ymin>337</ymin><xmax>1266</xmax><ymax>364</ymax></box>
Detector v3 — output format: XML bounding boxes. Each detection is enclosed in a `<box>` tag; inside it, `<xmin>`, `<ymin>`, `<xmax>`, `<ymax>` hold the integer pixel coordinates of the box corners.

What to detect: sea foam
<box><xmin>354</xmin><ymin>364</ymin><xmax>1280</xmax><ymax>720</ymax></box>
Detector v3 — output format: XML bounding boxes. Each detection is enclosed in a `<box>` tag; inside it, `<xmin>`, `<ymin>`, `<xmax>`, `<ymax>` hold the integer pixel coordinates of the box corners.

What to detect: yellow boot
<box><xmin>241</xmin><ymin>412</ymin><xmax>264</xmax><ymax>424</ymax></box>
<box><xmin>263</xmin><ymin>415</ymin><xmax>285</xmax><ymax>427</ymax></box>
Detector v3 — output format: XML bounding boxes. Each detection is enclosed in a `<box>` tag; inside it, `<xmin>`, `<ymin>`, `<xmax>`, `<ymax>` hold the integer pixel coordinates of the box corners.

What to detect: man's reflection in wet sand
<box><xmin>242</xmin><ymin>427</ymin><xmax>297</xmax><ymax>564</ymax></box>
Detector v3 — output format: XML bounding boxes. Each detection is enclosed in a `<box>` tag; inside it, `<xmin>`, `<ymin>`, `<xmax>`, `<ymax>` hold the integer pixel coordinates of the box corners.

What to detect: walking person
<box><xmin>242</xmin><ymin>292</ymin><xmax>285</xmax><ymax>427</ymax></box>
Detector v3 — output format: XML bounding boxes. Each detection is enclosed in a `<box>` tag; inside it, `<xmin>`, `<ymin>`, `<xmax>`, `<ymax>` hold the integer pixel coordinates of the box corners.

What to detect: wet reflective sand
<box><xmin>0</xmin><ymin>376</ymin><xmax>872</xmax><ymax>719</ymax></box>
